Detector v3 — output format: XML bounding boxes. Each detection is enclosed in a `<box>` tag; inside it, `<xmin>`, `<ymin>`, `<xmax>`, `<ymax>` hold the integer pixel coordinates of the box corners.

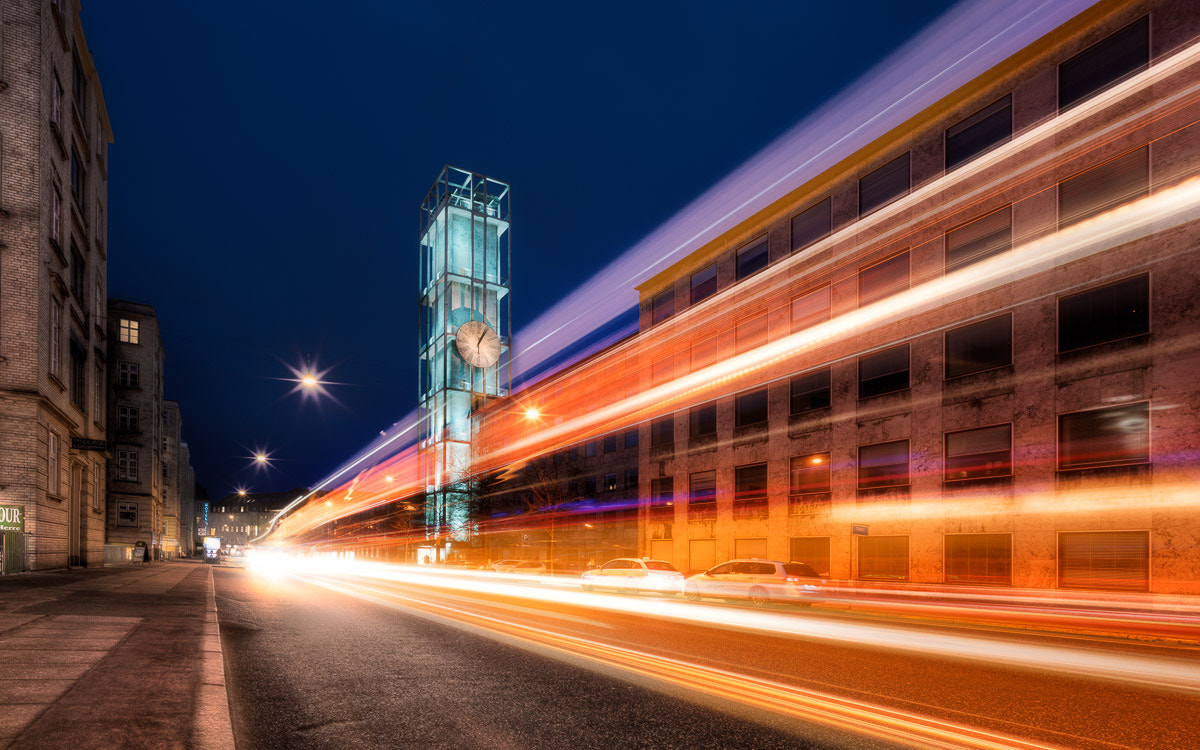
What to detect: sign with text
<box><xmin>852</xmin><ymin>524</ymin><xmax>869</xmax><ymax>536</ymax></box>
<box><xmin>0</xmin><ymin>505</ymin><xmax>24</xmax><ymax>532</ymax></box>
<box><xmin>71</xmin><ymin>437</ymin><xmax>107</xmax><ymax>452</ymax></box>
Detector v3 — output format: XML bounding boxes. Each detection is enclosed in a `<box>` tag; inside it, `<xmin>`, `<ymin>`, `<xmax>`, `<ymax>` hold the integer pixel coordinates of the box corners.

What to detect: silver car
<box><xmin>580</xmin><ymin>558</ymin><xmax>685</xmax><ymax>594</ymax></box>
<box><xmin>684</xmin><ymin>559</ymin><xmax>824</xmax><ymax>606</ymax></box>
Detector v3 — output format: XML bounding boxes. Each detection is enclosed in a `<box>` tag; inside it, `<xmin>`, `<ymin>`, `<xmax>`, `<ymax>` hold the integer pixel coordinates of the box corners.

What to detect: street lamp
<box><xmin>523</xmin><ymin>406</ymin><xmax>541</xmax><ymax>421</ymax></box>
<box><xmin>237</xmin><ymin>488</ymin><xmax>247</xmax><ymax>497</ymax></box>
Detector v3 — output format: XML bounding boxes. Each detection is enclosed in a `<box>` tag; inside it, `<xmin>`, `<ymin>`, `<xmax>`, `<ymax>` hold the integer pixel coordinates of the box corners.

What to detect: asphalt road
<box><xmin>214</xmin><ymin>565</ymin><xmax>1200</xmax><ymax>749</ymax></box>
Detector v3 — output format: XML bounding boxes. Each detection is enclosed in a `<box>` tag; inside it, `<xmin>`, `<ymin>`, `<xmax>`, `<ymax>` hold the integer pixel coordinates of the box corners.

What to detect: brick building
<box><xmin>105</xmin><ymin>300</ymin><xmax>166</xmax><ymax>559</ymax></box>
<box><xmin>178</xmin><ymin>441</ymin><xmax>196</xmax><ymax>554</ymax></box>
<box><xmin>0</xmin><ymin>0</ymin><xmax>112</xmax><ymax>570</ymax></box>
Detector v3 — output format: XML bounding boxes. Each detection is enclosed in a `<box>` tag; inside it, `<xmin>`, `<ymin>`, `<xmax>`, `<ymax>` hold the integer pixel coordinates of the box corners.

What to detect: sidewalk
<box><xmin>0</xmin><ymin>561</ymin><xmax>235</xmax><ymax>750</ymax></box>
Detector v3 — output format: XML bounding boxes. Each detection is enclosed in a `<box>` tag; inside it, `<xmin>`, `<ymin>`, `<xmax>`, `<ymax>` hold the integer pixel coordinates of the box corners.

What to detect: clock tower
<box><xmin>418</xmin><ymin>166</ymin><xmax>511</xmax><ymax>559</ymax></box>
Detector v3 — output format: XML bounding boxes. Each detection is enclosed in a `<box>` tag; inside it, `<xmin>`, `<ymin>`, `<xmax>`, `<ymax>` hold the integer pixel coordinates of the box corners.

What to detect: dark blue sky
<box><xmin>83</xmin><ymin>1</ymin><xmax>957</xmax><ymax>495</ymax></box>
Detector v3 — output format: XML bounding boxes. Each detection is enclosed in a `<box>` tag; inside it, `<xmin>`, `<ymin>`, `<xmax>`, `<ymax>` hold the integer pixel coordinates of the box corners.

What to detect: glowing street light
<box><xmin>237</xmin><ymin>489</ymin><xmax>247</xmax><ymax>497</ymax></box>
<box><xmin>255</xmin><ymin>452</ymin><xmax>269</xmax><ymax>465</ymax></box>
<box><xmin>300</xmin><ymin>372</ymin><xmax>319</xmax><ymax>389</ymax></box>
<box><xmin>523</xmin><ymin>406</ymin><xmax>541</xmax><ymax>421</ymax></box>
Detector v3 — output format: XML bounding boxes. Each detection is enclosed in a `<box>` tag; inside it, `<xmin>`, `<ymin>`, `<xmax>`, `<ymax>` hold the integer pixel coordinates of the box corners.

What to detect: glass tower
<box><xmin>418</xmin><ymin>166</ymin><xmax>511</xmax><ymax>559</ymax></box>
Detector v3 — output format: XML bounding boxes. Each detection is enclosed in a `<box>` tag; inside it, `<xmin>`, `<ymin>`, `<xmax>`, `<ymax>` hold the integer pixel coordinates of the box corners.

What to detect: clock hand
<box><xmin>477</xmin><ymin>329</ymin><xmax>487</xmax><ymax>347</ymax></box>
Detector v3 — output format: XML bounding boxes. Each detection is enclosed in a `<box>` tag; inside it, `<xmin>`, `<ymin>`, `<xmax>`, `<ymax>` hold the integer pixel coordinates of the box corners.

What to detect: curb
<box><xmin>192</xmin><ymin>566</ymin><xmax>237</xmax><ymax>750</ymax></box>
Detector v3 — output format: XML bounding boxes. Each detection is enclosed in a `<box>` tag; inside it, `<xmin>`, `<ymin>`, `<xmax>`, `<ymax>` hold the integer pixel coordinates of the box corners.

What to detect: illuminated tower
<box><xmin>418</xmin><ymin>167</ymin><xmax>511</xmax><ymax>559</ymax></box>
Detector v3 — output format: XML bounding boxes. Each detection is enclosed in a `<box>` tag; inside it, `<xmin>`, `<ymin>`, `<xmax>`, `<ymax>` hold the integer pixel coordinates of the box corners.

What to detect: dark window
<box><xmin>1059</xmin><ymin>147</ymin><xmax>1149</xmax><ymax>228</ymax></box>
<box><xmin>603</xmin><ymin>473</ymin><xmax>617</xmax><ymax>492</ymax></box>
<box><xmin>859</xmin><ymin>440</ymin><xmax>909</xmax><ymax>489</ymax></box>
<box><xmin>580</xmin><ymin>477</ymin><xmax>597</xmax><ymax>496</ymax></box>
<box><xmin>650</xmin><ymin>415</ymin><xmax>674</xmax><ymax>447</ymax></box>
<box><xmin>1059</xmin><ymin>16</ymin><xmax>1149</xmax><ymax>111</ymax></box>
<box><xmin>624</xmin><ymin>468</ymin><xmax>638</xmax><ymax>489</ymax></box>
<box><xmin>72</xmin><ymin>51</ymin><xmax>87</xmax><ymax>110</ymax></box>
<box><xmin>945</xmin><ymin>96</ymin><xmax>1012</xmax><ymax>170</ymax></box>
<box><xmin>1058</xmin><ymin>274</ymin><xmax>1149</xmax><ymax>352</ymax></box>
<box><xmin>858</xmin><ymin>344</ymin><xmax>909</xmax><ymax>398</ymax></box>
<box><xmin>651</xmin><ymin>288</ymin><xmax>675</xmax><ymax>325</ymax></box>
<box><xmin>945</xmin><ymin>424</ymin><xmax>1012</xmax><ymax>481</ymax></box>
<box><xmin>858</xmin><ymin>536</ymin><xmax>909</xmax><ymax>580</ymax></box>
<box><xmin>650</xmin><ymin>477</ymin><xmax>673</xmax><ymax>507</ymax></box>
<box><xmin>791</xmin><ymin>198</ymin><xmax>832</xmax><ymax>253</ymax></box>
<box><xmin>790</xmin><ymin>453</ymin><xmax>830</xmax><ymax>495</ymax></box>
<box><xmin>584</xmin><ymin>441</ymin><xmax>597</xmax><ymax>458</ymax></box>
<box><xmin>651</xmin><ymin>356</ymin><xmax>673</xmax><ymax>386</ymax></box>
<box><xmin>69</xmin><ymin>341</ymin><xmax>86</xmax><ymax>411</ymax></box>
<box><xmin>945</xmin><ymin>314</ymin><xmax>1011</xmax><ymax>378</ymax></box>
<box><xmin>603</xmin><ymin>434</ymin><xmax>617</xmax><ymax>453</ymax></box>
<box><xmin>735</xmin><ymin>389</ymin><xmax>768</xmax><ymax>427</ymax></box>
<box><xmin>118</xmin><ymin>361</ymin><xmax>139</xmax><ymax>388</ymax></box>
<box><xmin>734</xmin><ymin>463</ymin><xmax>768</xmax><ymax>502</ymax></box>
<box><xmin>859</xmin><ymin>251</ymin><xmax>909</xmax><ymax>306</ymax></box>
<box><xmin>736</xmin><ymin>239</ymin><xmax>769</xmax><ymax>280</ymax></box>
<box><xmin>117</xmin><ymin>405</ymin><xmax>139</xmax><ymax>431</ymax></box>
<box><xmin>689</xmin><ymin>470</ymin><xmax>716</xmax><ymax>503</ymax></box>
<box><xmin>624</xmin><ymin>428</ymin><xmax>639</xmax><ymax>448</ymax></box>
<box><xmin>70</xmin><ymin>245</ymin><xmax>85</xmax><ymax>301</ymax></box>
<box><xmin>789</xmin><ymin>537</ymin><xmax>830</xmax><ymax>577</ymax></box>
<box><xmin>1059</xmin><ymin>531</ymin><xmax>1149</xmax><ymax>591</ymax></box>
<box><xmin>689</xmin><ymin>402</ymin><xmax>717</xmax><ymax>438</ymax></box>
<box><xmin>946</xmin><ymin>534</ymin><xmax>1012</xmax><ymax>585</ymax></box>
<box><xmin>791</xmin><ymin>285</ymin><xmax>831</xmax><ymax>333</ymax></box>
<box><xmin>946</xmin><ymin>205</ymin><xmax>1011</xmax><ymax>273</ymax></box>
<box><xmin>735</xmin><ymin>313</ymin><xmax>767</xmax><ymax>354</ymax></box>
<box><xmin>690</xmin><ymin>334</ymin><xmax>723</xmax><ymax>371</ymax></box>
<box><xmin>859</xmin><ymin>153</ymin><xmax>910</xmax><ymax>216</ymax></box>
<box><xmin>70</xmin><ymin>148</ymin><xmax>85</xmax><ymax>208</ymax></box>
<box><xmin>691</xmin><ymin>264</ymin><xmax>718</xmax><ymax>305</ymax></box>
<box><xmin>1058</xmin><ymin>402</ymin><xmax>1149</xmax><ymax>470</ymax></box>
<box><xmin>790</xmin><ymin>369</ymin><xmax>831</xmax><ymax>414</ymax></box>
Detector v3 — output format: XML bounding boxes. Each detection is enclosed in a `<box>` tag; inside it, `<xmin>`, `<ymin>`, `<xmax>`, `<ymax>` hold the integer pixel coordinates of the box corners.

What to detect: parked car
<box><xmin>683</xmin><ymin>559</ymin><xmax>825</xmax><ymax>606</ymax></box>
<box><xmin>488</xmin><ymin>559</ymin><xmax>525</xmax><ymax>572</ymax></box>
<box><xmin>507</xmin><ymin>561</ymin><xmax>547</xmax><ymax>575</ymax></box>
<box><xmin>581</xmin><ymin>558</ymin><xmax>685</xmax><ymax>594</ymax></box>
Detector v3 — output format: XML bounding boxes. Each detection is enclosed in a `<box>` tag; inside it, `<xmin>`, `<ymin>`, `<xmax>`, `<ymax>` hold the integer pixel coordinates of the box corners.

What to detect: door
<box><xmin>649</xmin><ymin>539</ymin><xmax>674</xmax><ymax>565</ymax></box>
<box><xmin>688</xmin><ymin>538</ymin><xmax>716</xmax><ymax>576</ymax></box>
<box><xmin>68</xmin><ymin>464</ymin><xmax>82</xmax><ymax>567</ymax></box>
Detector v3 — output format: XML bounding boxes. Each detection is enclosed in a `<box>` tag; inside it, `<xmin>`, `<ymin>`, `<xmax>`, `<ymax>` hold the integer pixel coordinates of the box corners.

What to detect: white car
<box><xmin>488</xmin><ymin>559</ymin><xmax>525</xmax><ymax>572</ymax></box>
<box><xmin>581</xmin><ymin>558</ymin><xmax>685</xmax><ymax>594</ymax></box>
<box><xmin>684</xmin><ymin>559</ymin><xmax>825</xmax><ymax>606</ymax></box>
<box><xmin>507</xmin><ymin>561</ymin><xmax>547</xmax><ymax>575</ymax></box>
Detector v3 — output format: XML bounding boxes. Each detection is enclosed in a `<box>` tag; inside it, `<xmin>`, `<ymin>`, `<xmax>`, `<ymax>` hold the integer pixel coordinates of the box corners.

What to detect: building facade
<box><xmin>210</xmin><ymin>490</ymin><xmax>304</xmax><ymax>550</ymax></box>
<box><xmin>0</xmin><ymin>0</ymin><xmax>112</xmax><ymax>571</ymax></box>
<box><xmin>177</xmin><ymin>441</ymin><xmax>196</xmax><ymax>554</ymax></box>
<box><xmin>105</xmin><ymin>300</ymin><xmax>165</xmax><ymax>559</ymax></box>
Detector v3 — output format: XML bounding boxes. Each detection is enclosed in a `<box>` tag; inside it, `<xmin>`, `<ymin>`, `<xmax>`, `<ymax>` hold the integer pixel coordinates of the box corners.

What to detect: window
<box><xmin>859</xmin><ymin>251</ymin><xmax>909</xmax><ymax>307</ymax></box>
<box><xmin>603</xmin><ymin>473</ymin><xmax>617</xmax><ymax>492</ymax></box>
<box><xmin>50</xmin><ymin>186</ymin><xmax>62</xmax><ymax>245</ymax></box>
<box><xmin>735</xmin><ymin>313</ymin><xmax>767</xmax><ymax>354</ymax></box>
<box><xmin>790</xmin><ymin>369</ymin><xmax>831</xmax><ymax>414</ymax></box>
<box><xmin>946</xmin><ymin>534</ymin><xmax>1012</xmax><ymax>585</ymax></box>
<box><xmin>603</xmin><ymin>434</ymin><xmax>617</xmax><ymax>454</ymax></box>
<box><xmin>51</xmin><ymin>72</ymin><xmax>63</xmax><ymax>130</ymax></box>
<box><xmin>690</xmin><ymin>264</ymin><xmax>718</xmax><ymax>305</ymax></box>
<box><xmin>1058</xmin><ymin>16</ymin><xmax>1149</xmax><ymax>111</ymax></box>
<box><xmin>651</xmin><ymin>477</ymin><xmax>673</xmax><ymax>503</ymax></box>
<box><xmin>118</xmin><ymin>405</ymin><xmax>140</xmax><ymax>432</ymax></box>
<box><xmin>858</xmin><ymin>535</ymin><xmax>909</xmax><ymax>580</ymax></box>
<box><xmin>650</xmin><ymin>415</ymin><xmax>674</xmax><ymax>447</ymax></box>
<box><xmin>162</xmin><ymin>463</ymin><xmax>169</xmax><ymax>485</ymax></box>
<box><xmin>1058</xmin><ymin>274</ymin><xmax>1149</xmax><ymax>352</ymax></box>
<box><xmin>48</xmin><ymin>431</ymin><xmax>60</xmax><ymax>495</ymax></box>
<box><xmin>93</xmin><ymin>363</ymin><xmax>104</xmax><ymax>424</ymax></box>
<box><xmin>119</xmin><ymin>318</ymin><xmax>139</xmax><ymax>344</ymax></box>
<box><xmin>790</xmin><ymin>285</ymin><xmax>830</xmax><ymax>334</ymax></box>
<box><xmin>790</xmin><ymin>453</ymin><xmax>830</xmax><ymax>495</ymax></box>
<box><xmin>689</xmin><ymin>402</ymin><xmax>716</xmax><ymax>438</ymax></box>
<box><xmin>734</xmin><ymin>389</ymin><xmax>768</xmax><ymax>427</ymax></box>
<box><xmin>651</xmin><ymin>288</ymin><xmax>675</xmax><ymax>325</ymax></box>
<box><xmin>945</xmin><ymin>96</ymin><xmax>1012</xmax><ymax>170</ymax></box>
<box><xmin>791</xmin><ymin>198</ymin><xmax>831</xmax><ymax>253</ymax></box>
<box><xmin>49</xmin><ymin>299</ymin><xmax>62</xmax><ymax>377</ymax></box>
<box><xmin>790</xmin><ymin>537</ymin><xmax>831</xmax><ymax>577</ymax></box>
<box><xmin>858</xmin><ymin>440</ymin><xmax>909</xmax><ymax>489</ymax></box>
<box><xmin>118</xmin><ymin>361</ymin><xmax>140</xmax><ymax>388</ymax></box>
<box><xmin>1059</xmin><ymin>147</ymin><xmax>1148</xmax><ymax>229</ymax></box>
<box><xmin>69</xmin><ymin>341</ymin><xmax>85</xmax><ymax>411</ymax></box>
<box><xmin>624</xmin><ymin>468</ymin><xmax>638</xmax><ymax>489</ymax></box>
<box><xmin>1059</xmin><ymin>531</ymin><xmax>1149</xmax><ymax>591</ymax></box>
<box><xmin>651</xmin><ymin>356</ymin><xmax>673</xmax><ymax>386</ymax></box>
<box><xmin>945</xmin><ymin>314</ymin><xmax>1011</xmax><ymax>378</ymax></box>
<box><xmin>624</xmin><ymin>428</ymin><xmax>638</xmax><ymax>448</ymax></box>
<box><xmin>689</xmin><ymin>470</ymin><xmax>716</xmax><ymax>504</ymax></box>
<box><xmin>70</xmin><ymin>147</ymin><xmax>85</xmax><ymax>209</ymax></box>
<box><xmin>690</xmin><ymin>334</ymin><xmax>722</xmax><ymax>371</ymax></box>
<box><xmin>859</xmin><ymin>153</ymin><xmax>910</xmax><ymax>216</ymax></box>
<box><xmin>1058</xmin><ymin>402</ymin><xmax>1149</xmax><ymax>470</ymax></box>
<box><xmin>946</xmin><ymin>205</ymin><xmax>1011</xmax><ymax>273</ymax></box>
<box><xmin>584</xmin><ymin>441</ymin><xmax>597</xmax><ymax>458</ymax></box>
<box><xmin>945</xmin><ymin>424</ymin><xmax>1012</xmax><ymax>480</ymax></box>
<box><xmin>72</xmin><ymin>51</ymin><xmax>87</xmax><ymax>111</ymax></box>
<box><xmin>858</xmin><ymin>344</ymin><xmax>909</xmax><ymax>398</ymax></box>
<box><xmin>117</xmin><ymin>450</ymin><xmax>139</xmax><ymax>482</ymax></box>
<box><xmin>736</xmin><ymin>239</ymin><xmax>768</xmax><ymax>280</ymax></box>
<box><xmin>70</xmin><ymin>245</ymin><xmax>85</xmax><ymax>301</ymax></box>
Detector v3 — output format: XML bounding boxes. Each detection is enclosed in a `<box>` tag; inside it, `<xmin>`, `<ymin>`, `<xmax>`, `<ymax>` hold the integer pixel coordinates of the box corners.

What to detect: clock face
<box><xmin>455</xmin><ymin>320</ymin><xmax>501</xmax><ymax>368</ymax></box>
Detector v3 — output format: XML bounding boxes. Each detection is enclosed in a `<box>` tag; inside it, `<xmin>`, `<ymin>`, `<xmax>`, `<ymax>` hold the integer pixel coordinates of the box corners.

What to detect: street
<box><xmin>214</xmin><ymin>564</ymin><xmax>1200</xmax><ymax>749</ymax></box>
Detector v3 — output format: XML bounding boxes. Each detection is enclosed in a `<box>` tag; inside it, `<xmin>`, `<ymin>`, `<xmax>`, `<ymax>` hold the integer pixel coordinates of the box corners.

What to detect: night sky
<box><xmin>82</xmin><ymin>1</ymin><xmax>957</xmax><ymax>496</ymax></box>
